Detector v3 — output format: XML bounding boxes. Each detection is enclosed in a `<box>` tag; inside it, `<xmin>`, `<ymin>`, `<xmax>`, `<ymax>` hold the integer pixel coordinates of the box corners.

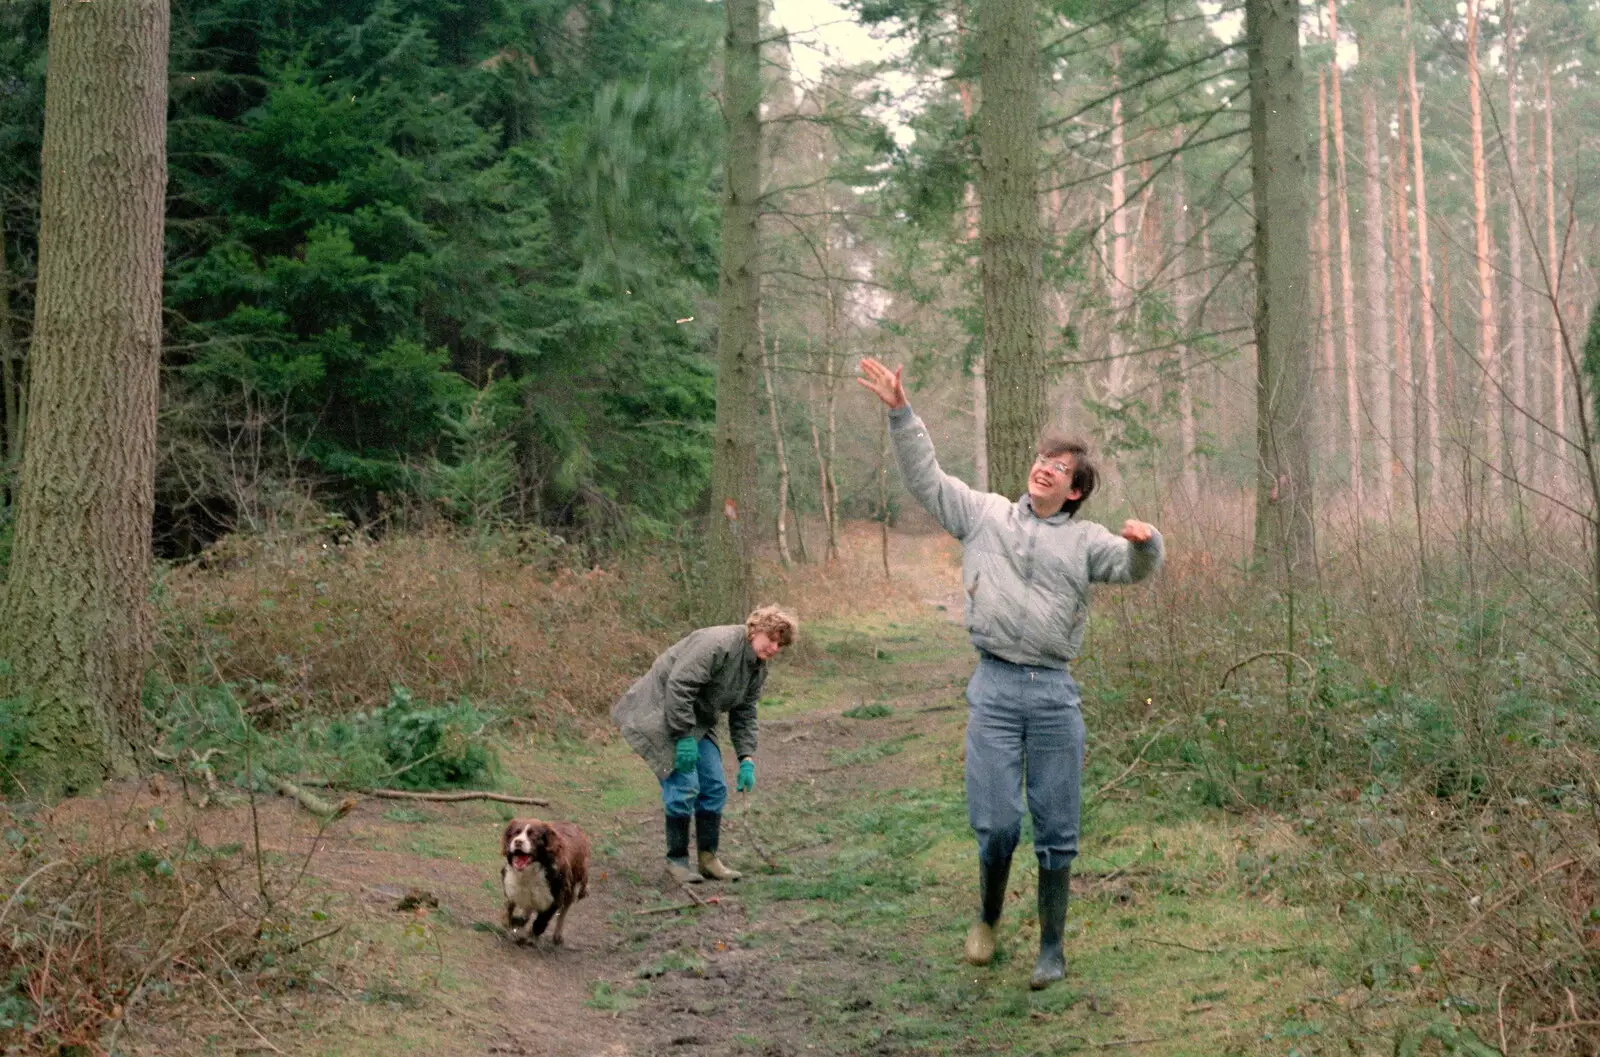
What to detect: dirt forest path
<box><xmin>105</xmin><ymin>530</ymin><xmax>1337</xmax><ymax>1056</ymax></box>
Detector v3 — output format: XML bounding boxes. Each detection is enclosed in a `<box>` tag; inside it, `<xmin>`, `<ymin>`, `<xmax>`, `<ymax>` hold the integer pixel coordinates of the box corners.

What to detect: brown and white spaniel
<box><xmin>501</xmin><ymin>818</ymin><xmax>590</xmax><ymax>946</ymax></box>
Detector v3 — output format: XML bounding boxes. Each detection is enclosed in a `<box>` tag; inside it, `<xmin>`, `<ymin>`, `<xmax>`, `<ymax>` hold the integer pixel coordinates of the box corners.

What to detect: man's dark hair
<box><xmin>1036</xmin><ymin>432</ymin><xmax>1097</xmax><ymax>516</ymax></box>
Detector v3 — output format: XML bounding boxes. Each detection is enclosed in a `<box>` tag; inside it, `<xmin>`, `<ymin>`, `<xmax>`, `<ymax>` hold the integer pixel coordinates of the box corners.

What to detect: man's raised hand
<box><xmin>1121</xmin><ymin>519</ymin><xmax>1156</xmax><ymax>544</ymax></box>
<box><xmin>856</xmin><ymin>357</ymin><xmax>908</xmax><ymax>410</ymax></box>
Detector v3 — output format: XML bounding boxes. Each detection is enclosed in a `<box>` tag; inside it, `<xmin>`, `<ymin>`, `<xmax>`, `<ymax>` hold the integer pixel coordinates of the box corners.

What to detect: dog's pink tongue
<box><xmin>513</xmin><ymin>853</ymin><xmax>532</xmax><ymax>870</ymax></box>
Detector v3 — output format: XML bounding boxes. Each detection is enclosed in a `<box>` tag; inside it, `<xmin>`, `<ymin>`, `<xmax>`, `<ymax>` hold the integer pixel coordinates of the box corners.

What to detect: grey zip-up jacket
<box><xmin>890</xmin><ymin>405</ymin><xmax>1163</xmax><ymax>668</ymax></box>
<box><xmin>611</xmin><ymin>625</ymin><xmax>764</xmax><ymax>780</ymax></box>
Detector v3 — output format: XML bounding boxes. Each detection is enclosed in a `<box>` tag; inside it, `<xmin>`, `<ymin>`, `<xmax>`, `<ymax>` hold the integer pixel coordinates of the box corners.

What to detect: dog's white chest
<box><xmin>502</xmin><ymin>864</ymin><xmax>555</xmax><ymax>913</ymax></box>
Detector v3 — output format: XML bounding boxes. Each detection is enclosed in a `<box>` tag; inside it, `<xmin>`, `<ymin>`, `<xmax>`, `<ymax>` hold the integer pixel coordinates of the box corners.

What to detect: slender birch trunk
<box><xmin>1544</xmin><ymin>63</ymin><xmax>1566</xmax><ymax>493</ymax></box>
<box><xmin>1317</xmin><ymin>70</ymin><xmax>1338</xmax><ymax>456</ymax></box>
<box><xmin>1391</xmin><ymin>83</ymin><xmax>1415</xmax><ymax>489</ymax></box>
<box><xmin>957</xmin><ymin>12</ymin><xmax>988</xmax><ymax>492</ymax></box>
<box><xmin>758</xmin><ymin>308</ymin><xmax>792</xmax><ymax>567</ymax></box>
<box><xmin>1466</xmin><ymin>0</ymin><xmax>1501</xmax><ymax>486</ymax></box>
<box><xmin>821</xmin><ymin>231</ymin><xmax>842</xmax><ymax>561</ymax></box>
<box><xmin>1362</xmin><ymin>75</ymin><xmax>1392</xmax><ymax>515</ymax></box>
<box><xmin>807</xmin><ymin>365</ymin><xmax>835</xmax><ymax>561</ymax></box>
<box><xmin>1173</xmin><ymin>130</ymin><xmax>1199</xmax><ymax>500</ymax></box>
<box><xmin>1106</xmin><ymin>66</ymin><xmax>1131</xmax><ymax>403</ymax></box>
<box><xmin>1327</xmin><ymin>0</ymin><xmax>1361</xmax><ymax>507</ymax></box>
<box><xmin>1407</xmin><ymin>0</ymin><xmax>1441</xmax><ymax>507</ymax></box>
<box><xmin>1504</xmin><ymin>0</ymin><xmax>1529</xmax><ymax>489</ymax></box>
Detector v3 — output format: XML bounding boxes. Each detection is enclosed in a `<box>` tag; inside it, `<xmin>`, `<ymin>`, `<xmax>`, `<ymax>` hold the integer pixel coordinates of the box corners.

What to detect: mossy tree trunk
<box><xmin>706</xmin><ymin>0</ymin><xmax>761</xmax><ymax>621</ymax></box>
<box><xmin>0</xmin><ymin>0</ymin><xmax>169</xmax><ymax>794</ymax></box>
<box><xmin>978</xmin><ymin>0</ymin><xmax>1047</xmax><ymax>500</ymax></box>
<box><xmin>1247</xmin><ymin>0</ymin><xmax>1316</xmax><ymax>578</ymax></box>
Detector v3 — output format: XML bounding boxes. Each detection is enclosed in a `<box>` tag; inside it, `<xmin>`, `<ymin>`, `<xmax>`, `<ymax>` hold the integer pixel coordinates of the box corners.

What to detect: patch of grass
<box><xmin>383</xmin><ymin>807</ymin><xmax>435</xmax><ymax>824</ymax></box>
<box><xmin>585</xmin><ymin>979</ymin><xmax>637</xmax><ymax>1012</ymax></box>
<box><xmin>842</xmin><ymin>702</ymin><xmax>893</xmax><ymax>720</ymax></box>
<box><xmin>826</xmin><ymin>733</ymin><xmax>918</xmax><ymax>768</ymax></box>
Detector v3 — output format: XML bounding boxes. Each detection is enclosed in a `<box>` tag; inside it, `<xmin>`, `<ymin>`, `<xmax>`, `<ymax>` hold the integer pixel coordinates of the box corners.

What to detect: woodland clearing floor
<box><xmin>90</xmin><ymin>548</ymin><xmax>1351</xmax><ymax>1057</ymax></box>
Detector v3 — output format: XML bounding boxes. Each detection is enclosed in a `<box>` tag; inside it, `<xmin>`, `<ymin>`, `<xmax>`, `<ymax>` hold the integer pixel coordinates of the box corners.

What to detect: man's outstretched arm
<box><xmin>857</xmin><ymin>357</ymin><xmax>986</xmax><ymax>541</ymax></box>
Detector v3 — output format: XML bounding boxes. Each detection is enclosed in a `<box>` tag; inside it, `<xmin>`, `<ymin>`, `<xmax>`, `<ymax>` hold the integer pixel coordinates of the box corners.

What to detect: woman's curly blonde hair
<box><xmin>746</xmin><ymin>604</ymin><xmax>798</xmax><ymax>647</ymax></box>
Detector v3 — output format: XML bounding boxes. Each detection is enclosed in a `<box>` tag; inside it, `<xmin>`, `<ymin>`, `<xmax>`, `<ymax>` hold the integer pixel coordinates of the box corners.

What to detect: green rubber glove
<box><xmin>736</xmin><ymin>757</ymin><xmax>756</xmax><ymax>792</ymax></box>
<box><xmin>673</xmin><ymin>737</ymin><xmax>699</xmax><ymax>774</ymax></box>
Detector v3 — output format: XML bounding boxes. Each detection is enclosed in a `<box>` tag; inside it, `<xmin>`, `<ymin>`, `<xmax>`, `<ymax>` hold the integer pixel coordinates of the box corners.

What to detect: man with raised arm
<box><xmin>857</xmin><ymin>356</ymin><xmax>1163</xmax><ymax>990</ymax></box>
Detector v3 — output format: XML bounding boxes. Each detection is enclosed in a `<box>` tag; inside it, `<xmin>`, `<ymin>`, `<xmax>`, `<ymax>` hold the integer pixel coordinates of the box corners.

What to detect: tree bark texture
<box><xmin>1466</xmin><ymin>0</ymin><xmax>1501</xmax><ymax>481</ymax></box>
<box><xmin>707</xmin><ymin>0</ymin><xmax>762</xmax><ymax>621</ymax></box>
<box><xmin>1407</xmin><ymin>0</ymin><xmax>1442</xmax><ymax>507</ymax></box>
<box><xmin>1326</xmin><ymin>0</ymin><xmax>1361</xmax><ymax>506</ymax></box>
<box><xmin>1</xmin><ymin>0</ymin><xmax>170</xmax><ymax>792</ymax></box>
<box><xmin>979</xmin><ymin>0</ymin><xmax>1047</xmax><ymax>499</ymax></box>
<box><xmin>0</xmin><ymin>220</ymin><xmax>20</xmax><ymax>472</ymax></box>
<box><xmin>1247</xmin><ymin>0</ymin><xmax>1315</xmax><ymax>576</ymax></box>
<box><xmin>1361</xmin><ymin>77</ymin><xmax>1392</xmax><ymax>514</ymax></box>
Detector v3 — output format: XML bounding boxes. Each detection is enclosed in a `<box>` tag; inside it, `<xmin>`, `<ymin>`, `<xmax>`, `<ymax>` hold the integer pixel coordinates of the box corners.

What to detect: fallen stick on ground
<box><xmin>265</xmin><ymin>772</ymin><xmax>350</xmax><ymax>818</ymax></box>
<box><xmin>361</xmin><ymin>789</ymin><xmax>550</xmax><ymax>806</ymax></box>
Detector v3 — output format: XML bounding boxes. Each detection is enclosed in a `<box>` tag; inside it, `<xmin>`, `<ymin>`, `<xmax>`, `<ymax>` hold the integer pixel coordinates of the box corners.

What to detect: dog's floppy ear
<box><xmin>502</xmin><ymin>820</ymin><xmax>521</xmax><ymax>852</ymax></box>
<box><xmin>538</xmin><ymin>822</ymin><xmax>563</xmax><ymax>859</ymax></box>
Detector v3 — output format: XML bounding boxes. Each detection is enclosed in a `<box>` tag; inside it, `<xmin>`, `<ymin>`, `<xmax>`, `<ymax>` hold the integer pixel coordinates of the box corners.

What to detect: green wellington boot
<box><xmin>695</xmin><ymin>811</ymin><xmax>742</xmax><ymax>880</ymax></box>
<box><xmin>964</xmin><ymin>854</ymin><xmax>1013</xmax><ymax>966</ymax></box>
<box><xmin>1029</xmin><ymin>867</ymin><xmax>1070</xmax><ymax>989</ymax></box>
<box><xmin>664</xmin><ymin>814</ymin><xmax>702</xmax><ymax>884</ymax></box>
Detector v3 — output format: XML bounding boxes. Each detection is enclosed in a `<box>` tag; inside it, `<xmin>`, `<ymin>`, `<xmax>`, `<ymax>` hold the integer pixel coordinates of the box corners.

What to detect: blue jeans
<box><xmin>659</xmin><ymin>737</ymin><xmax>728</xmax><ymax>818</ymax></box>
<box><xmin>965</xmin><ymin>651</ymin><xmax>1085</xmax><ymax>871</ymax></box>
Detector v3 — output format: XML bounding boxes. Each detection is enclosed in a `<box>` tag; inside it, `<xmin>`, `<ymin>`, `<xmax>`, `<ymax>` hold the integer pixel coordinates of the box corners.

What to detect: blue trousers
<box><xmin>965</xmin><ymin>651</ymin><xmax>1086</xmax><ymax>871</ymax></box>
<box><xmin>659</xmin><ymin>736</ymin><xmax>728</xmax><ymax>818</ymax></box>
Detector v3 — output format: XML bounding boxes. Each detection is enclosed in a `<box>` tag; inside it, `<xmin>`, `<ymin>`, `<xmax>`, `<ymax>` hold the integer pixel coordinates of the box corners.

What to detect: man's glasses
<box><xmin>1033</xmin><ymin>455</ymin><xmax>1072</xmax><ymax>478</ymax></box>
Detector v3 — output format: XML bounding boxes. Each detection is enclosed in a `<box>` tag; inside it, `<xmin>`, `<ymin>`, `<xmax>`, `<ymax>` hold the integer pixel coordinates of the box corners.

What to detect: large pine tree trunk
<box><xmin>979</xmin><ymin>0</ymin><xmax>1047</xmax><ymax>498</ymax></box>
<box><xmin>1247</xmin><ymin>0</ymin><xmax>1315</xmax><ymax>577</ymax></box>
<box><xmin>1466</xmin><ymin>0</ymin><xmax>1501</xmax><ymax>485</ymax></box>
<box><xmin>1327</xmin><ymin>0</ymin><xmax>1361</xmax><ymax>508</ymax></box>
<box><xmin>1503</xmin><ymin>0</ymin><xmax>1529</xmax><ymax>487</ymax></box>
<box><xmin>707</xmin><ymin>0</ymin><xmax>762</xmax><ymax>620</ymax></box>
<box><xmin>0</xmin><ymin>0</ymin><xmax>169</xmax><ymax>792</ymax></box>
<box><xmin>1361</xmin><ymin>76</ymin><xmax>1392</xmax><ymax>515</ymax></box>
<box><xmin>1407</xmin><ymin>0</ymin><xmax>1442</xmax><ymax>507</ymax></box>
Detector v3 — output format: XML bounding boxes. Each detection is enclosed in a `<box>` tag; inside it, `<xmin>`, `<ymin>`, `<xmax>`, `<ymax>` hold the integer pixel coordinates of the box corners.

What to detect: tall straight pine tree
<box><xmin>1247</xmin><ymin>0</ymin><xmax>1315</xmax><ymax>576</ymax></box>
<box><xmin>1</xmin><ymin>0</ymin><xmax>170</xmax><ymax>791</ymax></box>
<box><xmin>707</xmin><ymin>0</ymin><xmax>762</xmax><ymax>620</ymax></box>
<box><xmin>978</xmin><ymin>0</ymin><xmax>1047</xmax><ymax>497</ymax></box>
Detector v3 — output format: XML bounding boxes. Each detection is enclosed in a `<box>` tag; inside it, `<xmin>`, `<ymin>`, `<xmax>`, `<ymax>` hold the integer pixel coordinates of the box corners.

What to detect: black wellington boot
<box><xmin>1029</xmin><ymin>867</ymin><xmax>1070</xmax><ymax>989</ymax></box>
<box><xmin>964</xmin><ymin>854</ymin><xmax>1013</xmax><ymax>966</ymax></box>
<box><xmin>664</xmin><ymin>814</ymin><xmax>701</xmax><ymax>884</ymax></box>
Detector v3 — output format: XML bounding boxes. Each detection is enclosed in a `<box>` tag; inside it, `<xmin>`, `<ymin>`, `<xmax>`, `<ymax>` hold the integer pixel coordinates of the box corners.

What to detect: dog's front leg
<box><xmin>530</xmin><ymin>906</ymin><xmax>557</xmax><ymax>942</ymax></box>
<box><xmin>550</xmin><ymin>904</ymin><xmax>571</xmax><ymax>946</ymax></box>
